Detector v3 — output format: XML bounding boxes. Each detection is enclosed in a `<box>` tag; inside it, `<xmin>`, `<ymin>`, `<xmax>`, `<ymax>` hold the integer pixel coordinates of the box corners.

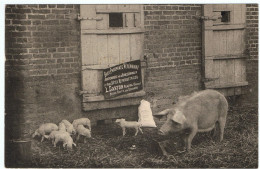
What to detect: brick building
<box><xmin>5</xmin><ymin>4</ymin><xmax>258</xmax><ymax>140</ymax></box>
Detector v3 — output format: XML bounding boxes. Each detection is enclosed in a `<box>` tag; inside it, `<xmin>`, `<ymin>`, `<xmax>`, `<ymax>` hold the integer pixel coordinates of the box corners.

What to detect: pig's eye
<box><xmin>171</xmin><ymin>120</ymin><xmax>179</xmax><ymax>125</ymax></box>
<box><xmin>171</xmin><ymin>120</ymin><xmax>182</xmax><ymax>128</ymax></box>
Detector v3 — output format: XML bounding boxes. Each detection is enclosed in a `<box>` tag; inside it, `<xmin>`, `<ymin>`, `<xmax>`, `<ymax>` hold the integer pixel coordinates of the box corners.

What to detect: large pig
<box><xmin>154</xmin><ymin>89</ymin><xmax>228</xmax><ymax>153</ymax></box>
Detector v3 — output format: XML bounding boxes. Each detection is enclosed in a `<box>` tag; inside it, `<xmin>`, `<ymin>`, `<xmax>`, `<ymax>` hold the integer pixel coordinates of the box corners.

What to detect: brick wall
<box><xmin>5</xmin><ymin>4</ymin><xmax>80</xmax><ymax>78</ymax></box>
<box><xmin>240</xmin><ymin>4</ymin><xmax>258</xmax><ymax>105</ymax></box>
<box><xmin>246</xmin><ymin>4</ymin><xmax>258</xmax><ymax>60</ymax></box>
<box><xmin>143</xmin><ymin>4</ymin><xmax>202</xmax><ymax>112</ymax></box>
<box><xmin>5</xmin><ymin>4</ymin><xmax>82</xmax><ymax>139</ymax></box>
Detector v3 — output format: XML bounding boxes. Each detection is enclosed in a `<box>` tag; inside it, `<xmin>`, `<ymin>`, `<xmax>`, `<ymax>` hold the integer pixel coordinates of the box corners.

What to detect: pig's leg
<box><xmin>76</xmin><ymin>134</ymin><xmax>80</xmax><ymax>141</ymax></box>
<box><xmin>186</xmin><ymin>127</ymin><xmax>198</xmax><ymax>151</ymax></box>
<box><xmin>122</xmin><ymin>127</ymin><xmax>126</xmax><ymax>136</ymax></box>
<box><xmin>159</xmin><ymin>142</ymin><xmax>168</xmax><ymax>156</ymax></box>
<box><xmin>158</xmin><ymin>141</ymin><xmax>169</xmax><ymax>157</ymax></box>
<box><xmin>212</xmin><ymin>122</ymin><xmax>219</xmax><ymax>140</ymax></box>
<box><xmin>139</xmin><ymin>127</ymin><xmax>143</xmax><ymax>134</ymax></box>
<box><xmin>182</xmin><ymin>135</ymin><xmax>188</xmax><ymax>150</ymax></box>
<box><xmin>218</xmin><ymin>116</ymin><xmax>227</xmax><ymax>142</ymax></box>
<box><xmin>180</xmin><ymin>130</ymin><xmax>189</xmax><ymax>150</ymax></box>
<box><xmin>54</xmin><ymin>138</ymin><xmax>58</xmax><ymax>147</ymax></box>
<box><xmin>41</xmin><ymin>136</ymin><xmax>45</xmax><ymax>142</ymax></box>
<box><xmin>212</xmin><ymin>124</ymin><xmax>217</xmax><ymax>138</ymax></box>
<box><xmin>84</xmin><ymin>137</ymin><xmax>87</xmax><ymax>143</ymax></box>
<box><xmin>134</xmin><ymin>127</ymin><xmax>139</xmax><ymax>136</ymax></box>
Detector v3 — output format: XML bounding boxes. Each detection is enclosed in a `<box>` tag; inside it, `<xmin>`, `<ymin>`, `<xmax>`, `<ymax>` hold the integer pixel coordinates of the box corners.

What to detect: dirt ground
<box><xmin>8</xmin><ymin>104</ymin><xmax>258</xmax><ymax>168</ymax></box>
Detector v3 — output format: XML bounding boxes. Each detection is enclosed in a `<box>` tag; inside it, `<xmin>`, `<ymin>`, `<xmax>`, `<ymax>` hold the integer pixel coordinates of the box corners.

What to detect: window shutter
<box><xmin>79</xmin><ymin>5</ymin><xmax>145</xmax><ymax>111</ymax></box>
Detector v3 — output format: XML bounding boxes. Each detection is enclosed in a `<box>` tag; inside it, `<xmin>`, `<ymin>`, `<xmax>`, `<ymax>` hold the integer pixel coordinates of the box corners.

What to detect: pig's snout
<box><xmin>158</xmin><ymin>130</ymin><xmax>166</xmax><ymax>135</ymax></box>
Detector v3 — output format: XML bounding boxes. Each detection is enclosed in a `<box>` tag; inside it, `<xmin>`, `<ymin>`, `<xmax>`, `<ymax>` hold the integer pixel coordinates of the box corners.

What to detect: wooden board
<box><xmin>80</xmin><ymin>5</ymin><xmax>96</xmax><ymax>30</ymax></box>
<box><xmin>119</xmin><ymin>34</ymin><xmax>130</xmax><ymax>63</ymax></box>
<box><xmin>107</xmin><ymin>35</ymin><xmax>120</xmax><ymax>64</ymax></box>
<box><xmin>202</xmin><ymin>4</ymin><xmax>247</xmax><ymax>96</ymax></box>
<box><xmin>82</xmin><ymin>90</ymin><xmax>146</xmax><ymax>102</ymax></box>
<box><xmin>81</xmin><ymin>35</ymin><xmax>98</xmax><ymax>65</ymax></box>
<box><xmin>233</xmin><ymin>5</ymin><xmax>244</xmax><ymax>24</ymax></box>
<box><xmin>213</xmin><ymin>60</ymin><xmax>220</xmax><ymax>86</ymax></box>
<box><xmin>107</xmin><ymin>4</ymin><xmax>118</xmax><ymax>11</ymax></box>
<box><xmin>130</xmin><ymin>34</ymin><xmax>143</xmax><ymax>61</ymax></box>
<box><xmin>82</xmin><ymin>97</ymin><xmax>142</xmax><ymax>111</ymax></box>
<box><xmin>118</xmin><ymin>4</ymin><xmax>130</xmax><ymax>11</ymax></box>
<box><xmin>80</xmin><ymin>4</ymin><xmax>145</xmax><ymax>105</ymax></box>
<box><xmin>81</xmin><ymin>68</ymin><xmax>103</xmax><ymax>94</ymax></box>
<box><xmin>97</xmin><ymin>35</ymin><xmax>108</xmax><ymax>65</ymax></box>
<box><xmin>96</xmin><ymin>14</ymin><xmax>108</xmax><ymax>30</ymax></box>
<box><xmin>95</xmin><ymin>4</ymin><xmax>107</xmax><ymax>11</ymax></box>
<box><xmin>202</xmin><ymin>5</ymin><xmax>215</xmax><ymax>80</ymax></box>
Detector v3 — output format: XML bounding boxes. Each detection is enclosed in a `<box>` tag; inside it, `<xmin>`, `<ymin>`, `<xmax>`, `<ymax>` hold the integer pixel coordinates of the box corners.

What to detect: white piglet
<box><xmin>115</xmin><ymin>119</ymin><xmax>143</xmax><ymax>136</ymax></box>
<box><xmin>61</xmin><ymin>119</ymin><xmax>76</xmax><ymax>135</ymax></box>
<box><xmin>72</xmin><ymin>118</ymin><xmax>91</xmax><ymax>131</ymax></box>
<box><xmin>53</xmin><ymin>131</ymin><xmax>76</xmax><ymax>150</ymax></box>
<box><xmin>44</xmin><ymin>130</ymin><xmax>66</xmax><ymax>144</ymax></box>
<box><xmin>32</xmin><ymin>123</ymin><xmax>58</xmax><ymax>142</ymax></box>
<box><xmin>58</xmin><ymin>122</ymin><xmax>67</xmax><ymax>132</ymax></box>
<box><xmin>76</xmin><ymin>124</ymin><xmax>92</xmax><ymax>143</ymax></box>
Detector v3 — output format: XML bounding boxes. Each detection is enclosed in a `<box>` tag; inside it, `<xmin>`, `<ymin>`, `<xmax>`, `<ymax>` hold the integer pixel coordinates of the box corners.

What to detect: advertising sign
<box><xmin>103</xmin><ymin>60</ymin><xmax>143</xmax><ymax>99</ymax></box>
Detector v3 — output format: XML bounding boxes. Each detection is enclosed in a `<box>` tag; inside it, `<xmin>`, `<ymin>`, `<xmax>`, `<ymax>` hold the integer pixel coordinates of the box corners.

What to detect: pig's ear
<box><xmin>153</xmin><ymin>109</ymin><xmax>173</xmax><ymax>120</ymax></box>
<box><xmin>44</xmin><ymin>135</ymin><xmax>49</xmax><ymax>139</ymax></box>
<box><xmin>32</xmin><ymin>129</ymin><xmax>39</xmax><ymax>138</ymax></box>
<box><xmin>154</xmin><ymin>109</ymin><xmax>172</xmax><ymax>116</ymax></box>
<box><xmin>171</xmin><ymin>110</ymin><xmax>186</xmax><ymax>124</ymax></box>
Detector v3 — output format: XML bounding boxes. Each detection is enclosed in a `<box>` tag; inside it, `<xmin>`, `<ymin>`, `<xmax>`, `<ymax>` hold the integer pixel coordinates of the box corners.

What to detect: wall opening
<box><xmin>109</xmin><ymin>13</ymin><xmax>123</xmax><ymax>27</ymax></box>
<box><xmin>221</xmin><ymin>11</ymin><xmax>230</xmax><ymax>22</ymax></box>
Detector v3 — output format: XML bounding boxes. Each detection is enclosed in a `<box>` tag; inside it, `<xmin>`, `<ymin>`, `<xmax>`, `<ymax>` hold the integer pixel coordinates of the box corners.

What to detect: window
<box><xmin>221</xmin><ymin>11</ymin><xmax>230</xmax><ymax>22</ymax></box>
<box><xmin>213</xmin><ymin>11</ymin><xmax>231</xmax><ymax>25</ymax></box>
<box><xmin>109</xmin><ymin>13</ymin><xmax>123</xmax><ymax>27</ymax></box>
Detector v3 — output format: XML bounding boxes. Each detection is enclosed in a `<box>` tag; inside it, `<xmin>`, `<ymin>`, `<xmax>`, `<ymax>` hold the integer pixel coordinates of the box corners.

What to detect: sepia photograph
<box><xmin>4</xmin><ymin>2</ymin><xmax>258</xmax><ymax>168</ymax></box>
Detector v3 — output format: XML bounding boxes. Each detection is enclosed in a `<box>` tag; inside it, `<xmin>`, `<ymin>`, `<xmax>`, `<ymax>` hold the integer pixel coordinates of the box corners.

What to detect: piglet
<box><xmin>115</xmin><ymin>118</ymin><xmax>143</xmax><ymax>136</ymax></box>
<box><xmin>61</xmin><ymin>119</ymin><xmax>76</xmax><ymax>135</ymax></box>
<box><xmin>76</xmin><ymin>124</ymin><xmax>92</xmax><ymax>143</ymax></box>
<box><xmin>44</xmin><ymin>130</ymin><xmax>67</xmax><ymax>144</ymax></box>
<box><xmin>58</xmin><ymin>122</ymin><xmax>66</xmax><ymax>132</ymax></box>
<box><xmin>72</xmin><ymin>118</ymin><xmax>91</xmax><ymax>131</ymax></box>
<box><xmin>32</xmin><ymin>123</ymin><xmax>58</xmax><ymax>142</ymax></box>
<box><xmin>53</xmin><ymin>131</ymin><xmax>76</xmax><ymax>150</ymax></box>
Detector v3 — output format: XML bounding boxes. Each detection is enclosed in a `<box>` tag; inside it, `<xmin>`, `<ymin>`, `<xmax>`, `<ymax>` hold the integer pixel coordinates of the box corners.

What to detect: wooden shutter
<box><xmin>202</xmin><ymin>4</ymin><xmax>248</xmax><ymax>96</ymax></box>
<box><xmin>79</xmin><ymin>5</ymin><xmax>145</xmax><ymax>111</ymax></box>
